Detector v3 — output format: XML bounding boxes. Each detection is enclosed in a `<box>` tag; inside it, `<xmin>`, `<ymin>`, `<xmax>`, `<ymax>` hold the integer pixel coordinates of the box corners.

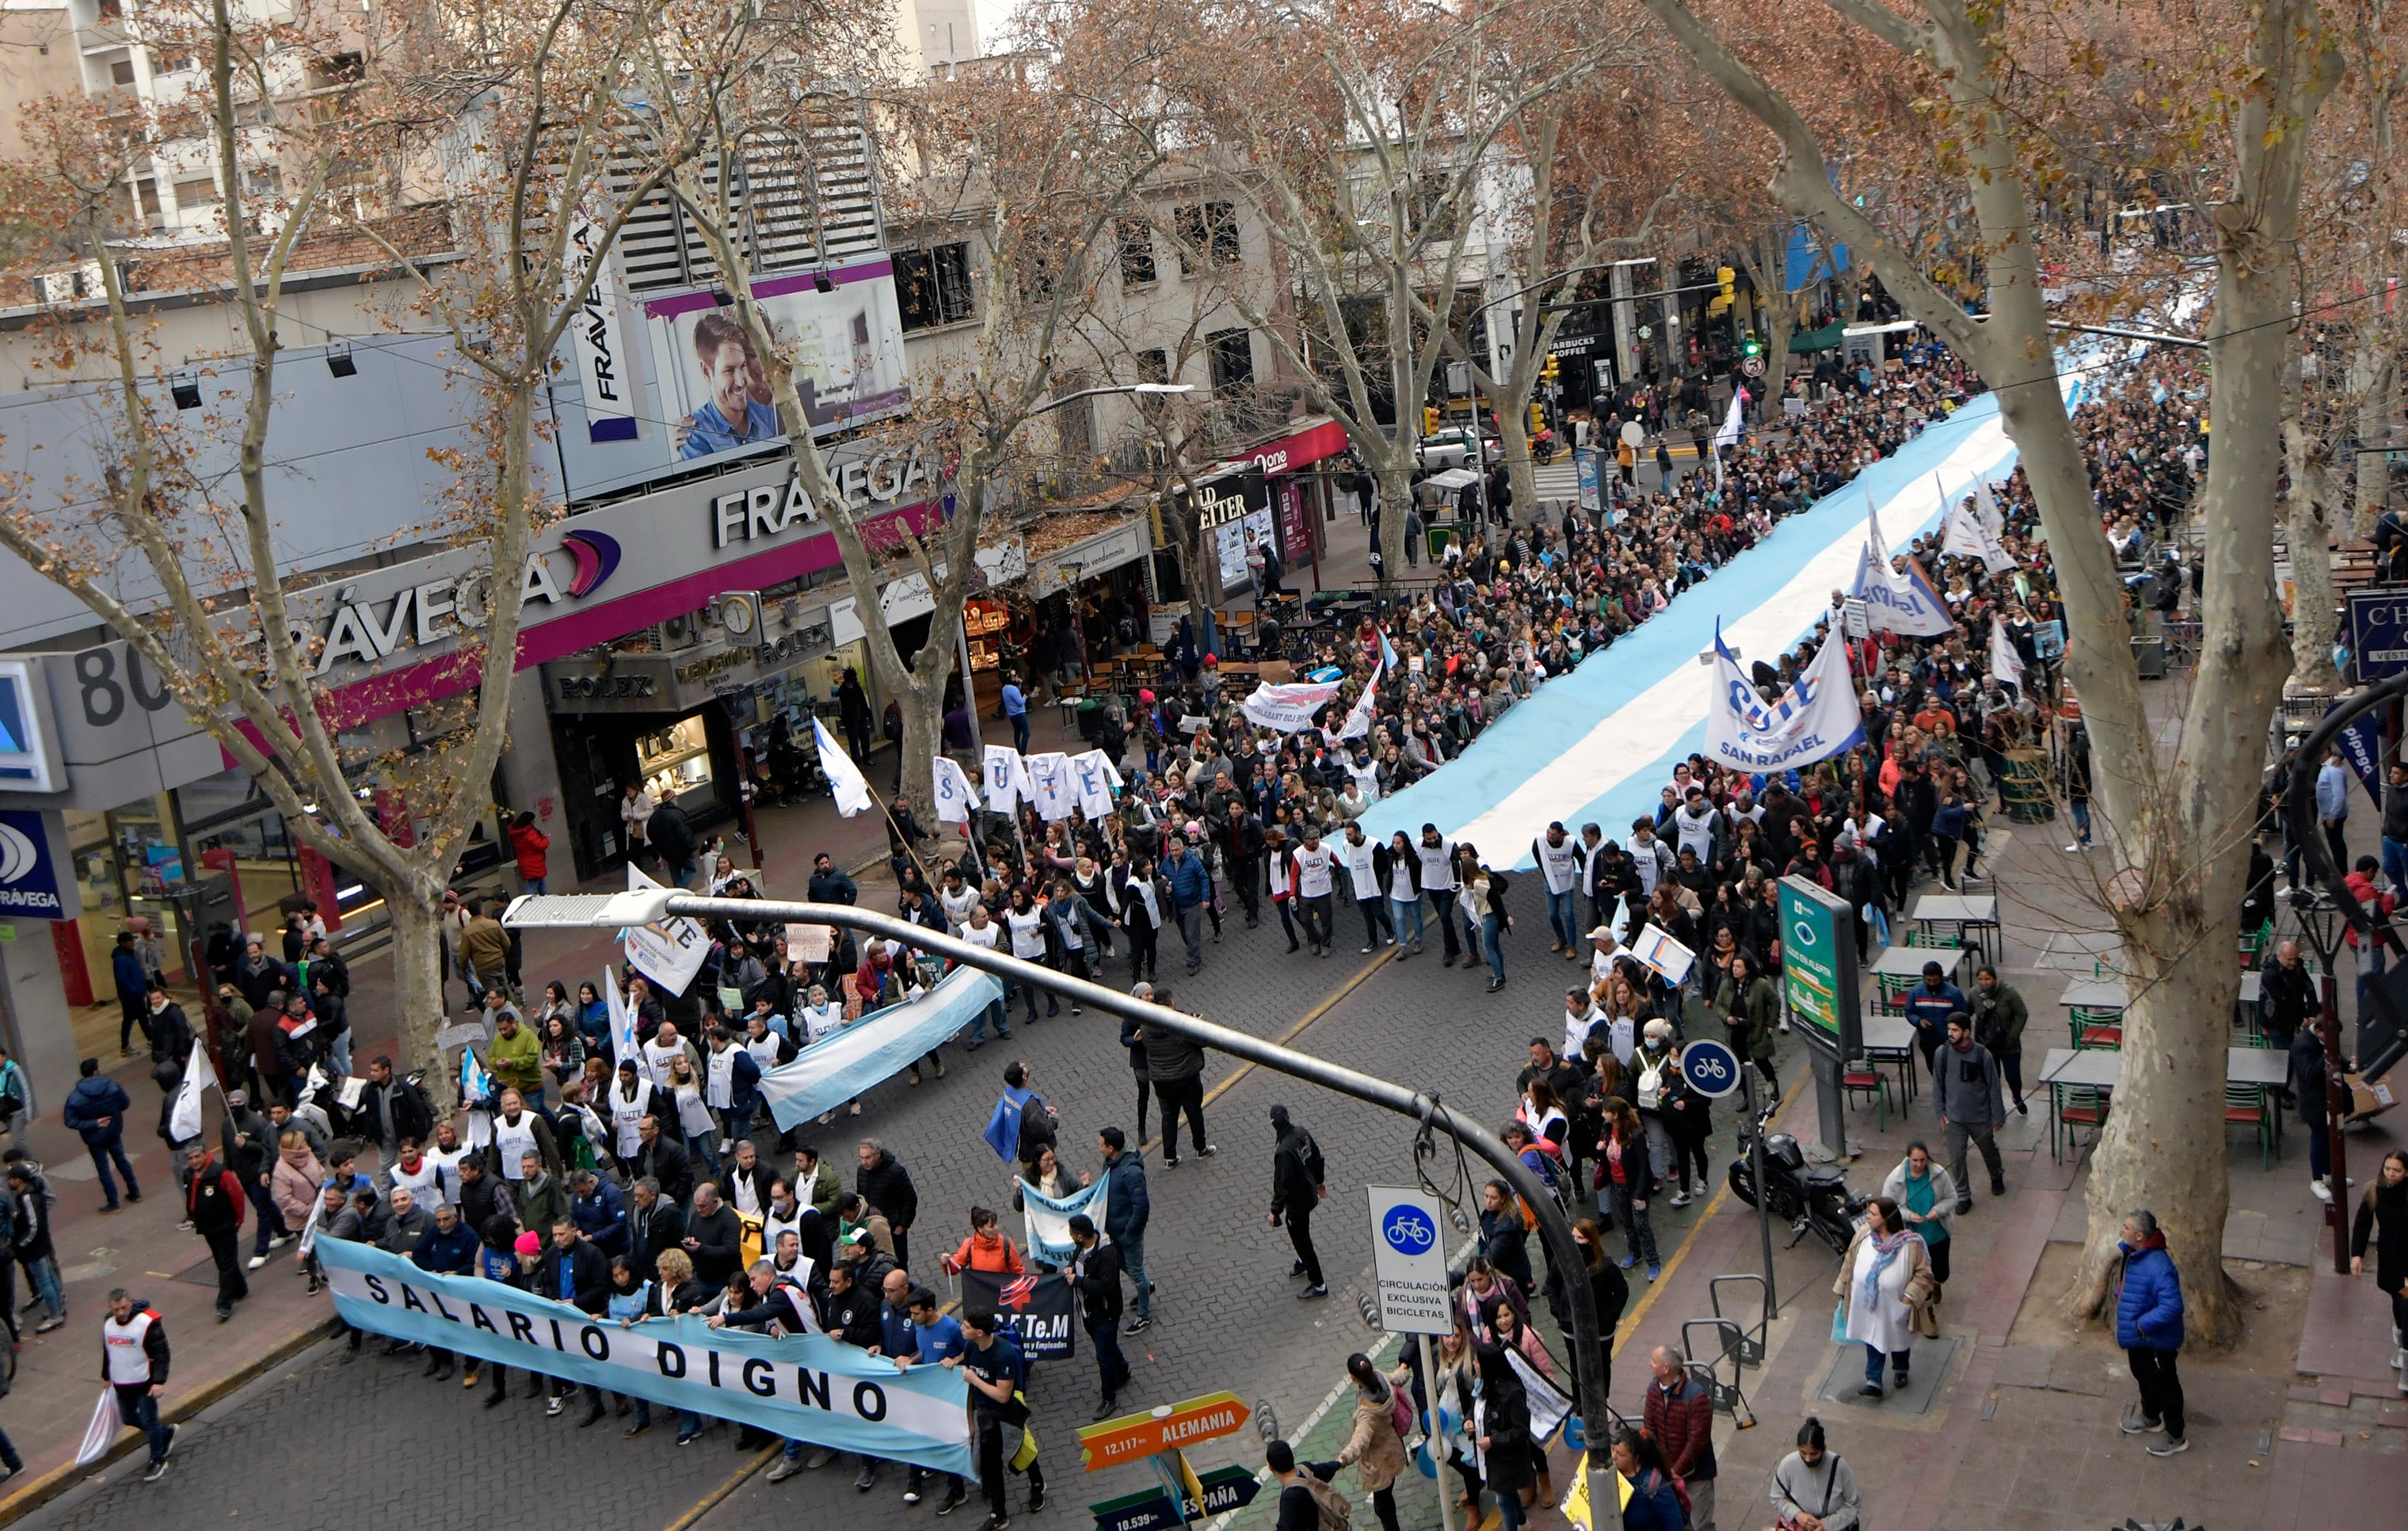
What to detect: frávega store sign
<box><xmin>250</xmin><ymin>440</ymin><xmax>940</xmax><ymax>698</ymax></box>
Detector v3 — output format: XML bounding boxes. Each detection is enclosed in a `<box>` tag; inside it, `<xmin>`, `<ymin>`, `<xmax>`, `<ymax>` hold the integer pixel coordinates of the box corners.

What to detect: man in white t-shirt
<box><xmin>1415</xmin><ymin>824</ymin><xmax>1463</xmax><ymax>967</ymax></box>
<box><xmin>958</xmin><ymin>906</ymin><xmax>1009</xmax><ymax>1046</ymax></box>
<box><xmin>1289</xmin><ymin>826</ymin><xmax>1338</xmax><ymax>957</ymax></box>
<box><xmin>1340</xmin><ymin>823</ymin><xmax>1396</xmax><ymax>954</ymax></box>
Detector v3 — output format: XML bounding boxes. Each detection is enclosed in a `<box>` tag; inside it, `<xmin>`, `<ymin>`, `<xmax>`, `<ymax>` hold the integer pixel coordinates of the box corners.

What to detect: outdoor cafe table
<box><xmin>2038</xmin><ymin>1045</ymin><xmax>2293</xmax><ymax>1161</ymax></box>
<box><xmin>1869</xmin><ymin>943</ymin><xmax>1964</xmax><ymax>981</ymax></box>
<box><xmin>1911</xmin><ymin>894</ymin><xmax>2000</xmax><ymax>964</ymax></box>
<box><xmin>1860</xmin><ymin>1012</ymin><xmax>1921</xmax><ymax>1104</ymax></box>
<box><xmin>2036</xmin><ymin>930</ymin><xmax>2124</xmax><ymax>973</ymax></box>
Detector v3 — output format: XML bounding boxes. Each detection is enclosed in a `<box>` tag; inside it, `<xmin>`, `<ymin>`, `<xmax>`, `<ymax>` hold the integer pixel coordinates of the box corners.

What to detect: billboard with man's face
<box><xmin>645</xmin><ymin>261</ymin><xmax>913</xmax><ymax>463</ymax></box>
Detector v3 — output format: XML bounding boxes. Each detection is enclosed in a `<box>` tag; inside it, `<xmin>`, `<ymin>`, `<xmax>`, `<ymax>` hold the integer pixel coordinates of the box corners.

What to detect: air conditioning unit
<box><xmin>660</xmin><ymin>612</ymin><xmax>702</xmax><ymax>649</ymax></box>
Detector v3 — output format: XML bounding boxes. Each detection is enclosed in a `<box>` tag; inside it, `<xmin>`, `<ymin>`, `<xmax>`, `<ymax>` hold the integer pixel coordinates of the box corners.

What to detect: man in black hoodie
<box><xmin>855</xmin><ymin>1138</ymin><xmax>918</xmax><ymax>1272</ymax></box>
<box><xmin>1267</xmin><ymin>1106</ymin><xmax>1328</xmax><ymax>1299</ymax></box>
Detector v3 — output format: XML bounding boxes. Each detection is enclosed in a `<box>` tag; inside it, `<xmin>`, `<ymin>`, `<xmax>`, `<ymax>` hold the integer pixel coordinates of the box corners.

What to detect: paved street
<box><xmin>10</xmin><ymin>886</ymin><xmax>1762</xmax><ymax>1531</ymax></box>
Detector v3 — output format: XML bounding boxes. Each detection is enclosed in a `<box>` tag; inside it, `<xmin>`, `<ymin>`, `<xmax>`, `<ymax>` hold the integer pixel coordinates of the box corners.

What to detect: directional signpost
<box><xmin>1077</xmin><ymin>1392</ymin><xmax>1250</xmax><ymax>1473</ymax></box>
<box><xmin>1089</xmin><ymin>1464</ymin><xmax>1263</xmax><ymax>1531</ymax></box>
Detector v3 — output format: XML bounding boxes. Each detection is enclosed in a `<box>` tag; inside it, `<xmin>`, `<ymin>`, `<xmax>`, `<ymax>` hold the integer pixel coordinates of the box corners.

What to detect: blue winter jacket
<box><xmin>2114</xmin><ymin>1238</ymin><xmax>2184</xmax><ymax>1351</ymax></box>
<box><xmin>62</xmin><ymin>1076</ymin><xmax>134</xmax><ymax>1144</ymax></box>
<box><xmin>1101</xmin><ymin>1150</ymin><xmax>1150</xmax><ymax>1241</ymax></box>
<box><xmin>1164</xmin><ymin>851</ymin><xmax>1212</xmax><ymax>908</ymax></box>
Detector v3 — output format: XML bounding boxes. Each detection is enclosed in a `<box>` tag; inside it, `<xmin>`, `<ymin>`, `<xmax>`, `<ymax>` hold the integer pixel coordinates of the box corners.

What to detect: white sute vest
<box><xmin>104</xmin><ymin>1309</ymin><xmax>158</xmax><ymax>1385</ymax></box>
<box><xmin>706</xmin><ymin>1047</ymin><xmax>737</xmax><ymax>1110</ymax></box>
<box><xmin>389</xmin><ymin>1155</ymin><xmax>445</xmax><ymax>1207</ymax></box>
<box><xmin>610</xmin><ymin>1083</ymin><xmax>649</xmax><ymax>1158</ymax></box>
<box><xmin>1534</xmin><ymin>837</ymin><xmax>1582</xmax><ymax>894</ymax></box>
<box><xmin>1416</xmin><ymin>841</ymin><xmax>1457</xmax><ymax>892</ymax></box>
<box><xmin>1343</xmin><ymin>840</ymin><xmax>1379</xmax><ymax>897</ymax></box>
<box><xmin>1007</xmin><ymin>908</ymin><xmax>1046</xmax><ymax>959</ymax></box>
<box><xmin>1293</xmin><ymin>844</ymin><xmax>1335</xmax><ymax>899</ymax></box>
<box><xmin>426</xmin><ymin>1145</ymin><xmax>468</xmax><ymax>1206</ymax></box>
<box><xmin>493</xmin><ymin>1112</ymin><xmax>539</xmax><ymax>1181</ymax></box>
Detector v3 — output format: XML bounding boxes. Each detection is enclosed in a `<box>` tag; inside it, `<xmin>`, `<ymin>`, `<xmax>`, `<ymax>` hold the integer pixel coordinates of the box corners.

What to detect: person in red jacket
<box><xmin>2345</xmin><ymin>854</ymin><xmax>2398</xmax><ymax>1017</ymax></box>
<box><xmin>509</xmin><ymin>811</ymin><xmax>552</xmax><ymax>894</ymax></box>
<box><xmin>183</xmin><ymin>1145</ymin><xmax>248</xmax><ymax>1321</ymax></box>
<box><xmin>1642</xmin><ymin>1343</ymin><xmax>1718</xmax><ymax>1531</ymax></box>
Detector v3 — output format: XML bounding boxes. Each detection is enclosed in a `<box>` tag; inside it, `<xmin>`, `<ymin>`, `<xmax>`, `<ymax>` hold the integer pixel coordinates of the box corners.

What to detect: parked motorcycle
<box><xmin>1727</xmin><ymin>1098</ymin><xmax>1864</xmax><ymax>1256</ymax></box>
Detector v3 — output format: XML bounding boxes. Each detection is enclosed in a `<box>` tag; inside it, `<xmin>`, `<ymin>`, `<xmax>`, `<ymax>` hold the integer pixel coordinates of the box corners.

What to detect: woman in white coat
<box><xmin>1834</xmin><ymin>1195</ymin><xmax>1939</xmax><ymax>1400</ymax></box>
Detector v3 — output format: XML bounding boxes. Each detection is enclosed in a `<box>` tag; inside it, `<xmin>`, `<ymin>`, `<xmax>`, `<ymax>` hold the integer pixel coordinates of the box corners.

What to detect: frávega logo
<box><xmin>0</xmin><ymin>810</ymin><xmax>65</xmax><ymax>915</ymax></box>
<box><xmin>711</xmin><ymin>446</ymin><xmax>934</xmax><ymax>549</ymax></box>
<box><xmin>243</xmin><ymin>538</ymin><xmax>625</xmax><ymax>680</ymax></box>
<box><xmin>0</xmin><ymin>821</ymin><xmax>40</xmax><ymax>882</ymax></box>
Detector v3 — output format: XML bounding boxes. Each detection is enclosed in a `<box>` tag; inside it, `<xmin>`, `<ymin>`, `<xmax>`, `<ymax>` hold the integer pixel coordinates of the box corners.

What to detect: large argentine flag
<box><xmin>1705</xmin><ymin>626</ymin><xmax>1863</xmax><ymax>773</ymax></box>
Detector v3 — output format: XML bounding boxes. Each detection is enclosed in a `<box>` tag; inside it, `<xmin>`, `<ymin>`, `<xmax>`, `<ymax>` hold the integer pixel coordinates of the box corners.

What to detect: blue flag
<box><xmin>460</xmin><ymin>1047</ymin><xmax>495</xmax><ymax>1109</ymax></box>
<box><xmin>983</xmin><ymin>1085</ymin><xmax>1038</xmax><ymax>1162</ymax></box>
<box><xmin>2329</xmin><ymin>703</ymin><xmax>2384</xmax><ymax>805</ymax></box>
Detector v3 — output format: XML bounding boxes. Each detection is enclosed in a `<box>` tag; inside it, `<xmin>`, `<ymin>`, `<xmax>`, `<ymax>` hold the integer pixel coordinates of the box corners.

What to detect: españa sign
<box><xmin>1078</xmin><ymin>1392</ymin><xmax>1250</xmax><ymax>1472</ymax></box>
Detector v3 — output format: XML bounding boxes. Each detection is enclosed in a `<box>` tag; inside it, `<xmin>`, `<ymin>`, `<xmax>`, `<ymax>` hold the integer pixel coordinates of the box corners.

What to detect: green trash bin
<box><xmin>1427</xmin><ymin>524</ymin><xmax>1454</xmax><ymax>559</ymax></box>
<box><xmin>1998</xmin><ymin>748</ymin><xmax>2058</xmax><ymax>823</ymax></box>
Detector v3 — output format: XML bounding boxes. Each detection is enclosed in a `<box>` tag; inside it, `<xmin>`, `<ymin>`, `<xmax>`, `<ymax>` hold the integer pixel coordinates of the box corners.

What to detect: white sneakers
<box><xmin>2311</xmin><ymin>1179</ymin><xmax>2334</xmax><ymax>1204</ymax></box>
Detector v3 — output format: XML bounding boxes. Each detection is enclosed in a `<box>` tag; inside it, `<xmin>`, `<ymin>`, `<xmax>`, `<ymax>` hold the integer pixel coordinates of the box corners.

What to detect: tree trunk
<box><xmin>388</xmin><ymin>892</ymin><xmax>456</xmax><ymax>1112</ymax></box>
<box><xmin>1375</xmin><ymin>460</ymin><xmax>1413</xmax><ymax>583</ymax></box>
<box><xmin>1496</xmin><ymin>408</ymin><xmax>1536</xmax><ymax>527</ymax></box>
<box><xmin>2286</xmin><ymin>414</ymin><xmax>2342</xmax><ymax>692</ymax></box>
<box><xmin>900</xmin><ymin>660</ymin><xmax>945</xmax><ymax>818</ymax></box>
<box><xmin>2353</xmin><ymin>341</ymin><xmax>2397</xmax><ymax>535</ymax></box>
<box><xmin>1761</xmin><ymin>299</ymin><xmax>1793</xmax><ymax>412</ymax></box>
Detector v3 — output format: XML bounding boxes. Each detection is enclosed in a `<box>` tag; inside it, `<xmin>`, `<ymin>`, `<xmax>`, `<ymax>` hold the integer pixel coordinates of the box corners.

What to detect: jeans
<box><xmin>1479</xmin><ymin>912</ymin><xmax>1505</xmax><ymax>982</ymax></box>
<box><xmin>1944</xmin><ymin>1118</ymin><xmax>2005</xmax><ymax>1194</ymax></box>
<box><xmin>1428</xmin><ymin>890</ymin><xmax>1462</xmax><ymax>961</ymax></box>
<box><xmin>1118</xmin><ymin>1230</ymin><xmax>1153</xmax><ymax>1316</ymax></box>
<box><xmin>114</xmin><ymin>1384</ymin><xmax>172</xmax><ymax>1464</ymax></box>
<box><xmin>1545</xmin><ymin>889</ymin><xmax>1577</xmax><ymax>949</ymax></box>
<box><xmin>2384</xmin><ymin>836</ymin><xmax>2408</xmax><ymax>893</ymax></box>
<box><xmin>1176</xmin><ymin>904</ymin><xmax>1205</xmax><ymax>972</ymax></box>
<box><xmin>1009</xmin><ymin>713</ymin><xmax>1030</xmax><ymax>753</ymax></box>
<box><xmin>1392</xmin><ymin>897</ymin><xmax>1425</xmax><ymax>947</ymax></box>
<box><xmin>1606</xmin><ymin>1183</ymin><xmax>1656</xmax><ymax>1266</ymax></box>
<box><xmin>1284</xmin><ymin>1204</ymin><xmax>1324</xmax><ymax>1286</ymax></box>
<box><xmin>2071</xmin><ymin>800</ymin><xmax>2092</xmax><ymax>844</ymax></box>
<box><xmin>1298</xmin><ymin>894</ymin><xmax>1334</xmax><ymax>950</ymax></box>
<box><xmin>2128</xmin><ymin>1344</ymin><xmax>2185</xmax><ymax>1438</ymax></box>
<box><xmin>1358</xmin><ymin>897</ymin><xmax>1394</xmax><ymax>946</ymax></box>
<box><xmin>525</xmin><ymin>877</ymin><xmax>548</xmax><ymax>895</ymax></box>
<box><xmin>330</xmin><ymin>1026</ymin><xmax>352</xmax><ymax>1076</ymax></box>
<box><xmin>25</xmin><ymin>1255</ymin><xmax>63</xmax><ymax>1319</ymax></box>
<box><xmin>967</xmin><ymin>997</ymin><xmax>1008</xmax><ymax>1043</ymax></box>
<box><xmin>1495</xmin><ymin>1470</ymin><xmax>1527</xmax><ymax>1531</ymax></box>
<box><xmin>246</xmin><ymin>1172</ymin><xmax>288</xmax><ymax>1254</ymax></box>
<box><xmin>87</xmin><ymin>1135</ymin><xmax>139</xmax><ymax>1208</ymax></box>
<box><xmin>1156</xmin><ymin>1076</ymin><xmax>1208</xmax><ymax>1156</ymax></box>
<box><xmin>1864</xmin><ymin>1342</ymin><xmax>1911</xmax><ymax>1386</ymax></box>
<box><xmin>1091</xmin><ymin>1317</ymin><xmax>1131</xmax><ymax>1397</ymax></box>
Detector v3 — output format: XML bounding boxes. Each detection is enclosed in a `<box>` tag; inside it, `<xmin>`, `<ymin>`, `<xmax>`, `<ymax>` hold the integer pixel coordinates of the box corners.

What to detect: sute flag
<box><xmin>813</xmin><ymin>717</ymin><xmax>872</xmax><ymax>817</ymax></box>
<box><xmin>1988</xmin><ymin>617</ymin><xmax>2025</xmax><ymax>691</ymax></box>
<box><xmin>932</xmin><ymin>756</ymin><xmax>981</xmax><ymax>825</ymax></box>
<box><xmin>1938</xmin><ymin>477</ymin><xmax>2015</xmax><ymax>573</ymax></box>
<box><xmin>1850</xmin><ymin>489</ymin><xmax>1954</xmax><ymax>637</ymax></box>
<box><xmin>1704</xmin><ymin>623</ymin><xmax>1865</xmax><ymax>773</ymax></box>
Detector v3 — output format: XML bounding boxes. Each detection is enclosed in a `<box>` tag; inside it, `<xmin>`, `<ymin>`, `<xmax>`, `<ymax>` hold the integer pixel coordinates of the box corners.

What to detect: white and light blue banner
<box><xmin>759</xmin><ymin>967</ymin><xmax>1004</xmax><ymax>1129</ymax></box>
<box><xmin>1851</xmin><ymin>492</ymin><xmax>1954</xmax><ymax>636</ymax></box>
<box><xmin>315</xmin><ymin>1240</ymin><xmax>973</xmax><ymax>1474</ymax></box>
<box><xmin>1358</xmin><ymin>389</ymin><xmax>2037</xmax><ymax>866</ymax></box>
<box><xmin>1019</xmin><ymin>1176</ymin><xmax>1111</xmax><ymax>1266</ymax></box>
<box><xmin>1705</xmin><ymin>626</ymin><xmax>1863</xmax><ymax>773</ymax></box>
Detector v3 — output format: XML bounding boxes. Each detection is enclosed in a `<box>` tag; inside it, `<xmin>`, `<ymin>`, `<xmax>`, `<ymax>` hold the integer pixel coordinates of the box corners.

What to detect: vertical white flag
<box><xmin>1026</xmin><ymin>752</ymin><xmax>1076</xmax><ymax>821</ymax></box>
<box><xmin>981</xmin><ymin>745</ymin><xmax>1033</xmax><ymax>814</ymax></box>
<box><xmin>1710</xmin><ymin>387</ymin><xmax>1747</xmax><ymax>486</ymax></box>
<box><xmin>168</xmin><ymin>1038</ymin><xmax>215</xmax><ymax>1143</ymax></box>
<box><xmin>932</xmin><ymin>756</ymin><xmax>982</xmax><ymax>824</ymax></box>
<box><xmin>1989</xmin><ymin>616</ymin><xmax>2026</xmax><ymax>691</ymax></box>
<box><xmin>1069</xmin><ymin>750</ymin><xmax>1118</xmax><ymax>819</ymax></box>
<box><xmin>1973</xmin><ymin>477</ymin><xmax>2005</xmax><ymax>539</ymax></box>
<box><xmin>1939</xmin><ymin>479</ymin><xmax>2015</xmax><ymax>573</ymax></box>
<box><xmin>813</xmin><ymin>717</ymin><xmax>873</xmax><ymax>817</ymax></box>
<box><xmin>1335</xmin><ymin>661</ymin><xmax>1385</xmax><ymax>741</ymax></box>
<box><xmin>1852</xmin><ymin>489</ymin><xmax>1955</xmax><ymax>637</ymax></box>
<box><xmin>605</xmin><ymin>965</ymin><xmax>647</xmax><ymax>1084</ymax></box>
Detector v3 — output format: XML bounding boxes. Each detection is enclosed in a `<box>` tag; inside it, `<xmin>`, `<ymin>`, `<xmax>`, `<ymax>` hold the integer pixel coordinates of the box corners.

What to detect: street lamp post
<box><xmin>505</xmin><ymin>889</ymin><xmax>1629</xmax><ymax>1530</ymax></box>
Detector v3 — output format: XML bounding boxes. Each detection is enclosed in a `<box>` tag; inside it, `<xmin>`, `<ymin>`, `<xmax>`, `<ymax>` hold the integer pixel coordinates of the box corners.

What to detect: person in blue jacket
<box><xmin>111</xmin><ymin>931</ymin><xmax>150</xmax><ymax>1057</ymax></box>
<box><xmin>1092</xmin><ymin>1126</ymin><xmax>1152</xmax><ymax>1331</ymax></box>
<box><xmin>62</xmin><ymin>1058</ymin><xmax>141</xmax><ymax>1212</ymax></box>
<box><xmin>1903</xmin><ymin>962</ymin><xmax>1967</xmax><ymax>1084</ymax></box>
<box><xmin>2113</xmin><ymin>1208</ymin><xmax>2188</xmax><ymax>1457</ymax></box>
<box><xmin>410</xmin><ymin>1202</ymin><xmax>480</xmax><ymax>1381</ymax></box>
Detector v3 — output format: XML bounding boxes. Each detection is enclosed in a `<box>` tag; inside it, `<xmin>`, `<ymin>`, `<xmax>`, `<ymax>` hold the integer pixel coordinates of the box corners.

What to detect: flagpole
<box><xmin>861</xmin><ymin>773</ymin><xmax>945</xmax><ymax>896</ymax></box>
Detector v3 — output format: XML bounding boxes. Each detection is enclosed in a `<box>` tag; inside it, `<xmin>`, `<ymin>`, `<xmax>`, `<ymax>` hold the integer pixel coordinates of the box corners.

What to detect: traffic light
<box><xmin>1422</xmin><ymin>406</ymin><xmax>1441</xmax><ymax>435</ymax></box>
<box><xmin>1541</xmin><ymin>352</ymin><xmax>1560</xmax><ymax>383</ymax></box>
<box><xmin>1528</xmin><ymin>402</ymin><xmax>1546</xmax><ymax>435</ymax></box>
<box><xmin>1716</xmin><ymin>265</ymin><xmax>1736</xmax><ymax>302</ymax></box>
<box><xmin>1742</xmin><ymin>333</ymin><xmax>1763</xmax><ymax>357</ymax></box>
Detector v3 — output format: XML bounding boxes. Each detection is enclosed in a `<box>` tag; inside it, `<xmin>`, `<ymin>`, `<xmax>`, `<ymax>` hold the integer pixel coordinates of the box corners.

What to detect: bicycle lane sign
<box><xmin>1366</xmin><ymin>1186</ymin><xmax>1451</xmax><ymax>1335</ymax></box>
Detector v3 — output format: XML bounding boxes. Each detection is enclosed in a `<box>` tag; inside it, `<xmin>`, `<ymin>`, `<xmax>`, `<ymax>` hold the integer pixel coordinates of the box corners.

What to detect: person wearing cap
<box><xmin>1902</xmin><ymin>960</ymin><xmax>1967</xmax><ymax>1086</ymax></box>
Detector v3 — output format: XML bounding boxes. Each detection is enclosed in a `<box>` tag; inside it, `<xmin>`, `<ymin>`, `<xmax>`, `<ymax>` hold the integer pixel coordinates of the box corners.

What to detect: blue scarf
<box><xmin>1858</xmin><ymin>1225</ymin><xmax>1918</xmax><ymax>1309</ymax></box>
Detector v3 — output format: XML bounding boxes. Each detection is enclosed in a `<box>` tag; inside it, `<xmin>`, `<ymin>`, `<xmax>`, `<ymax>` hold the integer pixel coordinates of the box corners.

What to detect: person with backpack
<box><xmin>1268</xmin><ymin>1105</ymin><xmax>1328</xmax><ymax>1299</ymax></box>
<box><xmin>1267</xmin><ymin>1439</ymin><xmax>1352</xmax><ymax>1531</ymax></box>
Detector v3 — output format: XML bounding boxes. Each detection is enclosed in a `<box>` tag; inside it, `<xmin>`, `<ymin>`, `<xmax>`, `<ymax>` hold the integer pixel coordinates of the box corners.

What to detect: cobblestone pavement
<box><xmin>14</xmin><ymin>893</ymin><xmax>1768</xmax><ymax>1531</ymax></box>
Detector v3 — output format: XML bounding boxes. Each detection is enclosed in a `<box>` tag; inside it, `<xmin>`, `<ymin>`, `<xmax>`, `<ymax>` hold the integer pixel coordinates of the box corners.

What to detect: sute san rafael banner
<box><xmin>314</xmin><ymin>1240</ymin><xmax>973</xmax><ymax>1475</ymax></box>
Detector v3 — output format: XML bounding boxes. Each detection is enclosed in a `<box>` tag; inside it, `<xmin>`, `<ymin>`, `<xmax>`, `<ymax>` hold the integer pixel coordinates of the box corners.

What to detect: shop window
<box><xmin>638</xmin><ymin>716</ymin><xmax>716</xmax><ymax>812</ymax></box>
<box><xmin>1206</xmin><ymin>327</ymin><xmax>1255</xmax><ymax>394</ymax></box>
<box><xmin>896</xmin><ymin>242</ymin><xmax>974</xmax><ymax>331</ymax></box>
<box><xmin>1116</xmin><ymin>219</ymin><xmax>1156</xmax><ymax>288</ymax></box>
